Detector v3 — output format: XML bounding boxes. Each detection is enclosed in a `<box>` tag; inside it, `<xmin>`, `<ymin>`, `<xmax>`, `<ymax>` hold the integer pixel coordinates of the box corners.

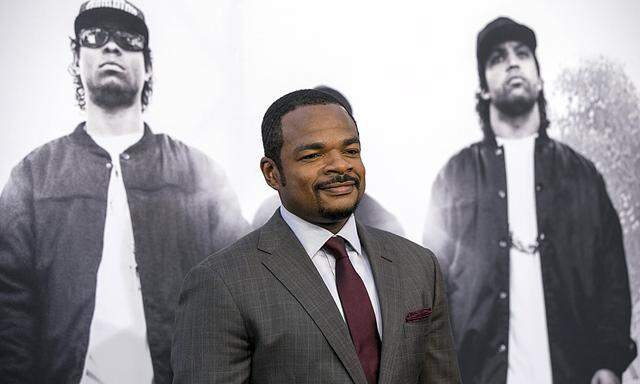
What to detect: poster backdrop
<box><xmin>1</xmin><ymin>0</ymin><xmax>639</xmax><ymax>380</ymax></box>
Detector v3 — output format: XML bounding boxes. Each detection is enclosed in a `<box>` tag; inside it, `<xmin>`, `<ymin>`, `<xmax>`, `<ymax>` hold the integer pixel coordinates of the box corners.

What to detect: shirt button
<box><xmin>498</xmin><ymin>190</ymin><xmax>506</xmax><ymax>199</ymax></box>
<box><xmin>535</xmin><ymin>183</ymin><xmax>543</xmax><ymax>192</ymax></box>
<box><xmin>498</xmin><ymin>239</ymin><xmax>508</xmax><ymax>248</ymax></box>
<box><xmin>499</xmin><ymin>291</ymin><xmax>507</xmax><ymax>299</ymax></box>
<box><xmin>106</xmin><ymin>162</ymin><xmax>112</xmax><ymax>169</ymax></box>
<box><xmin>495</xmin><ymin>148</ymin><xmax>503</xmax><ymax>156</ymax></box>
<box><xmin>498</xmin><ymin>344</ymin><xmax>507</xmax><ymax>353</ymax></box>
<box><xmin>121</xmin><ymin>153</ymin><xmax>130</xmax><ymax>160</ymax></box>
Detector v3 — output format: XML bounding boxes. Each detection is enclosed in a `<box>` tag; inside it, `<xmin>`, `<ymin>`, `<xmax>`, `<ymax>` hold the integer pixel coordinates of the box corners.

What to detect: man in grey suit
<box><xmin>172</xmin><ymin>89</ymin><xmax>460</xmax><ymax>383</ymax></box>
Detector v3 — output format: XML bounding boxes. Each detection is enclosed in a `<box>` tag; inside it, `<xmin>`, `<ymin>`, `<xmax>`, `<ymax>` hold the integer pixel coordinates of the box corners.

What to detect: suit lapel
<box><xmin>358</xmin><ymin>223</ymin><xmax>404</xmax><ymax>384</ymax></box>
<box><xmin>258</xmin><ymin>213</ymin><xmax>368</xmax><ymax>384</ymax></box>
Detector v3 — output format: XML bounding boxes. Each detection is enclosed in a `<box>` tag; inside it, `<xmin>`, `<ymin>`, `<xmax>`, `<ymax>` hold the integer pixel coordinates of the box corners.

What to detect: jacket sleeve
<box><xmin>592</xmin><ymin>174</ymin><xmax>637</xmax><ymax>375</ymax></box>
<box><xmin>423</xmin><ymin>168</ymin><xmax>456</xmax><ymax>280</ymax></box>
<box><xmin>171</xmin><ymin>263</ymin><xmax>251</xmax><ymax>384</ymax></box>
<box><xmin>0</xmin><ymin>161</ymin><xmax>38</xmax><ymax>383</ymax></box>
<box><xmin>420</xmin><ymin>253</ymin><xmax>462</xmax><ymax>383</ymax></box>
<box><xmin>203</xmin><ymin>158</ymin><xmax>250</xmax><ymax>253</ymax></box>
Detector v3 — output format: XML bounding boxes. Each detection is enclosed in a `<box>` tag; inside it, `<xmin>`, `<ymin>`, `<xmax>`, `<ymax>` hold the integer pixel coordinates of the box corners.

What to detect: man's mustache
<box><xmin>315</xmin><ymin>174</ymin><xmax>361</xmax><ymax>190</ymax></box>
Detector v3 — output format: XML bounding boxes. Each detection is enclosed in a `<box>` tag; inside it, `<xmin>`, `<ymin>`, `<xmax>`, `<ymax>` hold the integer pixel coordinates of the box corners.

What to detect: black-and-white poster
<box><xmin>1</xmin><ymin>0</ymin><xmax>638</xmax><ymax>382</ymax></box>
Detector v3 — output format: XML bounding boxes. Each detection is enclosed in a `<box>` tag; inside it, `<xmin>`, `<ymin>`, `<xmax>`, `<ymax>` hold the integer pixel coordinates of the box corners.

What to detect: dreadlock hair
<box><xmin>68</xmin><ymin>37</ymin><xmax>153</xmax><ymax>111</ymax></box>
<box><xmin>261</xmin><ymin>89</ymin><xmax>357</xmax><ymax>179</ymax></box>
<box><xmin>475</xmin><ymin>56</ymin><xmax>550</xmax><ymax>139</ymax></box>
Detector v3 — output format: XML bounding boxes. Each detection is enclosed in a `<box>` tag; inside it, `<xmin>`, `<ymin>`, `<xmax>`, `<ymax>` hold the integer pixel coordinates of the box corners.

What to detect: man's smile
<box><xmin>317</xmin><ymin>180</ymin><xmax>356</xmax><ymax>195</ymax></box>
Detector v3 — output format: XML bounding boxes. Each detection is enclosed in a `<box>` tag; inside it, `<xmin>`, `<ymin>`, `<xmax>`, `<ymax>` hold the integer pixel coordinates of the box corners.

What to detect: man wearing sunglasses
<box><xmin>0</xmin><ymin>1</ymin><xmax>248</xmax><ymax>383</ymax></box>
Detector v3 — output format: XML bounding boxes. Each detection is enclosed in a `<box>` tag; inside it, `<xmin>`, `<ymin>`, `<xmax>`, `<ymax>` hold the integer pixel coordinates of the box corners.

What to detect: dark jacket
<box><xmin>0</xmin><ymin>123</ymin><xmax>249</xmax><ymax>383</ymax></box>
<box><xmin>424</xmin><ymin>132</ymin><xmax>636</xmax><ymax>383</ymax></box>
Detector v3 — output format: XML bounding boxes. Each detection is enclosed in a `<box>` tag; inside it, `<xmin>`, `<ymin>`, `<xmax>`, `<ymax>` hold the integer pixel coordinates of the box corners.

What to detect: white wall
<box><xmin>2</xmin><ymin>0</ymin><xmax>639</xmax><ymax>242</ymax></box>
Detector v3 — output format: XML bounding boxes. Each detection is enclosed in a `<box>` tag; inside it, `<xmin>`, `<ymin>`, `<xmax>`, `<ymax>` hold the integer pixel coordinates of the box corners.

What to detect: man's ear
<box><xmin>260</xmin><ymin>157</ymin><xmax>282</xmax><ymax>190</ymax></box>
<box><xmin>479</xmin><ymin>88</ymin><xmax>491</xmax><ymax>101</ymax></box>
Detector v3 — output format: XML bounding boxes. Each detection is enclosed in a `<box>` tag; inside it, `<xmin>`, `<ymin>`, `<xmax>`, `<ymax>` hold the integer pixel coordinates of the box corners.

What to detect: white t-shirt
<box><xmin>81</xmin><ymin>129</ymin><xmax>154</xmax><ymax>384</ymax></box>
<box><xmin>497</xmin><ymin>134</ymin><xmax>553</xmax><ymax>384</ymax></box>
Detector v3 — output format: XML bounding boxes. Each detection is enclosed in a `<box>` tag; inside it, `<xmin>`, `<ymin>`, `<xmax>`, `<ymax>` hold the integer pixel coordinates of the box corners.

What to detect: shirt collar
<box><xmin>71</xmin><ymin>121</ymin><xmax>154</xmax><ymax>158</ymax></box>
<box><xmin>86</xmin><ymin>128</ymin><xmax>145</xmax><ymax>160</ymax></box>
<box><xmin>495</xmin><ymin>132</ymin><xmax>538</xmax><ymax>146</ymax></box>
<box><xmin>280</xmin><ymin>204</ymin><xmax>362</xmax><ymax>259</ymax></box>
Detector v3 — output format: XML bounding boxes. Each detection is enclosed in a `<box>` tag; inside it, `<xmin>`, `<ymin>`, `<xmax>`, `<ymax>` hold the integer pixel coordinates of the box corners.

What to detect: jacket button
<box><xmin>121</xmin><ymin>153</ymin><xmax>131</xmax><ymax>160</ymax></box>
<box><xmin>495</xmin><ymin>148</ymin><xmax>503</xmax><ymax>156</ymax></box>
<box><xmin>498</xmin><ymin>190</ymin><xmax>506</xmax><ymax>199</ymax></box>
<box><xmin>498</xmin><ymin>344</ymin><xmax>507</xmax><ymax>353</ymax></box>
<box><xmin>498</xmin><ymin>239</ymin><xmax>508</xmax><ymax>248</ymax></box>
<box><xmin>539</xmin><ymin>232</ymin><xmax>546</xmax><ymax>241</ymax></box>
<box><xmin>499</xmin><ymin>291</ymin><xmax>507</xmax><ymax>299</ymax></box>
<box><xmin>106</xmin><ymin>162</ymin><xmax>112</xmax><ymax>169</ymax></box>
<box><xmin>535</xmin><ymin>183</ymin><xmax>543</xmax><ymax>192</ymax></box>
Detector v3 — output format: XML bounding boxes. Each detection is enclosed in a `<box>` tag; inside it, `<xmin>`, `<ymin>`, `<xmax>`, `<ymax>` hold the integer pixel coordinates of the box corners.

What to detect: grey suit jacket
<box><xmin>172</xmin><ymin>212</ymin><xmax>460</xmax><ymax>383</ymax></box>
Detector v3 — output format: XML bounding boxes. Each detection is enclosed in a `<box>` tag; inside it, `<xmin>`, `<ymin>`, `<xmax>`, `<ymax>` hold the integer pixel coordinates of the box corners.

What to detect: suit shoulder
<box><xmin>363</xmin><ymin>226</ymin><xmax>442</xmax><ymax>293</ymax></box>
<box><xmin>364</xmin><ymin>226</ymin><xmax>437</xmax><ymax>266</ymax></box>
<box><xmin>195</xmin><ymin>229</ymin><xmax>262</xmax><ymax>277</ymax></box>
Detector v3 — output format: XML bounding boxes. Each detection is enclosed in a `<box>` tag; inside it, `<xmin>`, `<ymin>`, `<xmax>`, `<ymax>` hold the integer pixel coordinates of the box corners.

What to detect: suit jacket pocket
<box><xmin>403</xmin><ymin>319</ymin><xmax>430</xmax><ymax>338</ymax></box>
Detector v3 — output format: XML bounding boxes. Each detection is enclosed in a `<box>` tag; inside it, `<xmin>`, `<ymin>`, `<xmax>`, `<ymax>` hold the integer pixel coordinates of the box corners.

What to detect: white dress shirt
<box><xmin>497</xmin><ymin>134</ymin><xmax>553</xmax><ymax>384</ymax></box>
<box><xmin>280</xmin><ymin>205</ymin><xmax>383</xmax><ymax>338</ymax></box>
<box><xmin>81</xmin><ymin>129</ymin><xmax>154</xmax><ymax>384</ymax></box>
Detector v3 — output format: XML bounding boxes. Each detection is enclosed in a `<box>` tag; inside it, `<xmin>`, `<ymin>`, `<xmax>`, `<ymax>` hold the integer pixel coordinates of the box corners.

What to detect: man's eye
<box><xmin>301</xmin><ymin>153</ymin><xmax>320</xmax><ymax>160</ymax></box>
<box><xmin>517</xmin><ymin>50</ymin><xmax>531</xmax><ymax>58</ymax></box>
<box><xmin>489</xmin><ymin>54</ymin><xmax>504</xmax><ymax>65</ymax></box>
<box><xmin>345</xmin><ymin>148</ymin><xmax>360</xmax><ymax>156</ymax></box>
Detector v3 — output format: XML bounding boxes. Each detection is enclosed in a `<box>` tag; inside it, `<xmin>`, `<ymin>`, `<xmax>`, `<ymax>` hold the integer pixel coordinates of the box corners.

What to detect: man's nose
<box><xmin>102</xmin><ymin>38</ymin><xmax>122</xmax><ymax>54</ymax></box>
<box><xmin>506</xmin><ymin>51</ymin><xmax>519</xmax><ymax>69</ymax></box>
<box><xmin>325</xmin><ymin>151</ymin><xmax>353</xmax><ymax>173</ymax></box>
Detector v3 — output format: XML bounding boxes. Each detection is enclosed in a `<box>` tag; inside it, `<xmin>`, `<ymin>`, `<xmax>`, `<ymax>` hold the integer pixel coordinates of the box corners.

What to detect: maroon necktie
<box><xmin>323</xmin><ymin>236</ymin><xmax>380</xmax><ymax>384</ymax></box>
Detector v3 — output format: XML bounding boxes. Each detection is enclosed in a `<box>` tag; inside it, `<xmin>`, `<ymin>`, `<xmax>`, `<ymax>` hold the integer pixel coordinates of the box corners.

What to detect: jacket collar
<box><xmin>257</xmin><ymin>212</ymin><xmax>403</xmax><ymax>384</ymax></box>
<box><xmin>70</xmin><ymin>121</ymin><xmax>154</xmax><ymax>158</ymax></box>
<box><xmin>482</xmin><ymin>124</ymin><xmax>550</xmax><ymax>148</ymax></box>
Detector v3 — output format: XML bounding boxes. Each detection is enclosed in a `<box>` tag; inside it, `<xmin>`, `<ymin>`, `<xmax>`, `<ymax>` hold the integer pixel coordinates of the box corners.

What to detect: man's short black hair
<box><xmin>261</xmin><ymin>89</ymin><xmax>357</xmax><ymax>171</ymax></box>
<box><xmin>314</xmin><ymin>85</ymin><xmax>353</xmax><ymax>116</ymax></box>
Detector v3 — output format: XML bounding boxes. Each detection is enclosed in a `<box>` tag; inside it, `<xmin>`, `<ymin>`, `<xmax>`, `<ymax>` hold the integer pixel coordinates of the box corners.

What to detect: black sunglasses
<box><xmin>78</xmin><ymin>27</ymin><xmax>146</xmax><ymax>52</ymax></box>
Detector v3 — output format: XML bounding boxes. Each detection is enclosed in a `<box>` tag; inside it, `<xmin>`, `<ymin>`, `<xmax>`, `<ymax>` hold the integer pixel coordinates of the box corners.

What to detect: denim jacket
<box><xmin>0</xmin><ymin>123</ymin><xmax>248</xmax><ymax>383</ymax></box>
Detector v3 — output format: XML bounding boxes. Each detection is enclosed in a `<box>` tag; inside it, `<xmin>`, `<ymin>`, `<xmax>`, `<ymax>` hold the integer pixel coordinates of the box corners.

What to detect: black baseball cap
<box><xmin>477</xmin><ymin>17</ymin><xmax>537</xmax><ymax>89</ymax></box>
<box><xmin>74</xmin><ymin>0</ymin><xmax>149</xmax><ymax>45</ymax></box>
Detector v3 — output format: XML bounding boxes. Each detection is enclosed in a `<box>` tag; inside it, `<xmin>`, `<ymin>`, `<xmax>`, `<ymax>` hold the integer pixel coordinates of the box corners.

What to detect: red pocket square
<box><xmin>405</xmin><ymin>308</ymin><xmax>432</xmax><ymax>322</ymax></box>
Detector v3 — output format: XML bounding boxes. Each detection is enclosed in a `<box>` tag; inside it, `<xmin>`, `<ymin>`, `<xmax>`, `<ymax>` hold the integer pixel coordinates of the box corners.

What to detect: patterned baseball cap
<box><xmin>74</xmin><ymin>0</ymin><xmax>148</xmax><ymax>44</ymax></box>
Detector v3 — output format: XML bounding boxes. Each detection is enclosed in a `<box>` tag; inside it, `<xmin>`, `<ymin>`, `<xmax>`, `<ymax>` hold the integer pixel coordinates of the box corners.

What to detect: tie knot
<box><xmin>323</xmin><ymin>236</ymin><xmax>349</xmax><ymax>260</ymax></box>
